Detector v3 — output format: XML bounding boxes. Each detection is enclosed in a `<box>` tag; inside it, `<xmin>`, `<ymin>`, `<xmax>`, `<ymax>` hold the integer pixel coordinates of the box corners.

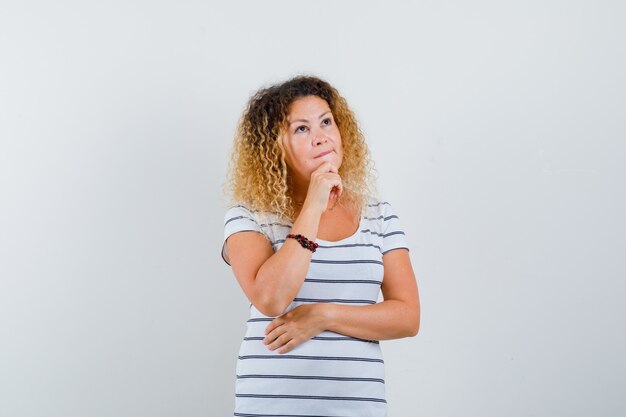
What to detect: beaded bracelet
<box><xmin>286</xmin><ymin>233</ymin><xmax>319</xmax><ymax>253</ymax></box>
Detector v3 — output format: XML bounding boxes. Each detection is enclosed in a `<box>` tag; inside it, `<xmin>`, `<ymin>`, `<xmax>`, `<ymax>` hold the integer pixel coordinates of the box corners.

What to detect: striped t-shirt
<box><xmin>222</xmin><ymin>196</ymin><xmax>409</xmax><ymax>417</ymax></box>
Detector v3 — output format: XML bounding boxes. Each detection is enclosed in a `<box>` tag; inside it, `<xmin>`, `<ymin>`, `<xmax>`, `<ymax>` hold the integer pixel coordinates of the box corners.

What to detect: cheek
<box><xmin>336</xmin><ymin>135</ymin><xmax>344</xmax><ymax>154</ymax></box>
<box><xmin>282</xmin><ymin>137</ymin><xmax>299</xmax><ymax>163</ymax></box>
<box><xmin>334</xmin><ymin>130</ymin><xmax>343</xmax><ymax>148</ymax></box>
<box><xmin>287</xmin><ymin>142</ymin><xmax>312</xmax><ymax>169</ymax></box>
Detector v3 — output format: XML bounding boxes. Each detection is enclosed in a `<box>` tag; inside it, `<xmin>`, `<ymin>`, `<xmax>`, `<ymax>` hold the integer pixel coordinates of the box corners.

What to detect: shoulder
<box><xmin>361</xmin><ymin>195</ymin><xmax>406</xmax><ymax>235</ymax></box>
<box><xmin>227</xmin><ymin>204</ymin><xmax>288</xmax><ymax>227</ymax></box>
<box><xmin>224</xmin><ymin>204</ymin><xmax>258</xmax><ymax>224</ymax></box>
<box><xmin>360</xmin><ymin>196</ymin><xmax>410</xmax><ymax>254</ymax></box>
<box><xmin>223</xmin><ymin>203</ymin><xmax>290</xmax><ymax>244</ymax></box>
<box><xmin>361</xmin><ymin>195</ymin><xmax>393</xmax><ymax>218</ymax></box>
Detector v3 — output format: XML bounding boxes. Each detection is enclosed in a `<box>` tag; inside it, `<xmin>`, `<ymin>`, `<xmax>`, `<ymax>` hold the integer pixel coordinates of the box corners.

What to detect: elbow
<box><xmin>256</xmin><ymin>304</ymin><xmax>285</xmax><ymax>318</ymax></box>
<box><xmin>252</xmin><ymin>270</ymin><xmax>293</xmax><ymax>317</ymax></box>
<box><xmin>255</xmin><ymin>295</ymin><xmax>291</xmax><ymax>318</ymax></box>
<box><xmin>251</xmin><ymin>278</ymin><xmax>291</xmax><ymax>317</ymax></box>
<box><xmin>407</xmin><ymin>309</ymin><xmax>420</xmax><ymax>337</ymax></box>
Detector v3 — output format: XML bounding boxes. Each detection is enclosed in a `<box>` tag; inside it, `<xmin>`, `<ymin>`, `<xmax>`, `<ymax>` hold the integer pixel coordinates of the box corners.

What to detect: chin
<box><xmin>316</xmin><ymin>153</ymin><xmax>341</xmax><ymax>165</ymax></box>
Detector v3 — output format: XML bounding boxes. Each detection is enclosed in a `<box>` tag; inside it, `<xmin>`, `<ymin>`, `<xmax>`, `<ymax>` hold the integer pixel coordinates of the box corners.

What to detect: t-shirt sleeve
<box><xmin>380</xmin><ymin>201</ymin><xmax>410</xmax><ymax>255</ymax></box>
<box><xmin>221</xmin><ymin>205</ymin><xmax>271</xmax><ymax>266</ymax></box>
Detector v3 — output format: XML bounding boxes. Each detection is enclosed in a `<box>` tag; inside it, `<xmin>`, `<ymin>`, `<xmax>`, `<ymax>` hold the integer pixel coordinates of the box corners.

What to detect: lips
<box><xmin>314</xmin><ymin>149</ymin><xmax>333</xmax><ymax>158</ymax></box>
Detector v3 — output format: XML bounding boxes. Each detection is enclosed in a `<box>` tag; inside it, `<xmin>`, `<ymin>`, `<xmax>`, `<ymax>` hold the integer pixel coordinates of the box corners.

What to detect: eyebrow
<box><xmin>289</xmin><ymin>110</ymin><xmax>331</xmax><ymax>126</ymax></box>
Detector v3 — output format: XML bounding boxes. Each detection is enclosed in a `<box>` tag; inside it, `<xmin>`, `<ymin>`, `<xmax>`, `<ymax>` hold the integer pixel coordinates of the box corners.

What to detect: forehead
<box><xmin>287</xmin><ymin>95</ymin><xmax>331</xmax><ymax>119</ymax></box>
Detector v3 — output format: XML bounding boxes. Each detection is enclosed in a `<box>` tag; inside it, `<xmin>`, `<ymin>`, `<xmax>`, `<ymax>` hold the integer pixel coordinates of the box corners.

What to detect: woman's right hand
<box><xmin>302</xmin><ymin>162</ymin><xmax>343</xmax><ymax>214</ymax></box>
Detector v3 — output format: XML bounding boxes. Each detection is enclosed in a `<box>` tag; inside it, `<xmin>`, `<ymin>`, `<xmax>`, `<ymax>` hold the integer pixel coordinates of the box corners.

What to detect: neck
<box><xmin>290</xmin><ymin>180</ymin><xmax>309</xmax><ymax>204</ymax></box>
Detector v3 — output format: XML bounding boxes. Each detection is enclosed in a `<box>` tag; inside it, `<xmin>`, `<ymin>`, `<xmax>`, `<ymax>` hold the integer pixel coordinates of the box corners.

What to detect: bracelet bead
<box><xmin>286</xmin><ymin>233</ymin><xmax>319</xmax><ymax>253</ymax></box>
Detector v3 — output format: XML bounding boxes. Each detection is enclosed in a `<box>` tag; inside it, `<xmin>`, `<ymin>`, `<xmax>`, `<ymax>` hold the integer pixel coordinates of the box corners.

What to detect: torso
<box><xmin>232</xmin><ymin>195</ymin><xmax>390</xmax><ymax>415</ymax></box>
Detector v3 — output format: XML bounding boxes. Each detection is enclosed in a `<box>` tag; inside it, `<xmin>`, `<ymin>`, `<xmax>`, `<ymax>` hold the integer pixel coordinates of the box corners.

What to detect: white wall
<box><xmin>1</xmin><ymin>1</ymin><xmax>624</xmax><ymax>416</ymax></box>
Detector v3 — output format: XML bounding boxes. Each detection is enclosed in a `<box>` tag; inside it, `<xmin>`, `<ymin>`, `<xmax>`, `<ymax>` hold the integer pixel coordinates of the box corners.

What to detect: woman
<box><xmin>221</xmin><ymin>75</ymin><xmax>420</xmax><ymax>416</ymax></box>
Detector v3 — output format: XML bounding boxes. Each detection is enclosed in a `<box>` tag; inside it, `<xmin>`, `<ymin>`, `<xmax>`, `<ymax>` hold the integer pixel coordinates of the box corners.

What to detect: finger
<box><xmin>277</xmin><ymin>338</ymin><xmax>298</xmax><ymax>354</ymax></box>
<box><xmin>264</xmin><ymin>318</ymin><xmax>283</xmax><ymax>336</ymax></box>
<box><xmin>267</xmin><ymin>332</ymin><xmax>289</xmax><ymax>351</ymax></box>
<box><xmin>331</xmin><ymin>180</ymin><xmax>343</xmax><ymax>199</ymax></box>
<box><xmin>263</xmin><ymin>325</ymin><xmax>286</xmax><ymax>345</ymax></box>
<box><xmin>315</xmin><ymin>161</ymin><xmax>337</xmax><ymax>174</ymax></box>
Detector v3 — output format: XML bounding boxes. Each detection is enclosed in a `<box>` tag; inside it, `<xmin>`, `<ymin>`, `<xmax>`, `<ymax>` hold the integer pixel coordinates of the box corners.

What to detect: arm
<box><xmin>263</xmin><ymin>248</ymin><xmax>420</xmax><ymax>353</ymax></box>
<box><xmin>325</xmin><ymin>248</ymin><xmax>420</xmax><ymax>340</ymax></box>
<box><xmin>225</xmin><ymin>162</ymin><xmax>342</xmax><ymax>317</ymax></box>
<box><xmin>226</xmin><ymin>205</ymin><xmax>322</xmax><ymax>317</ymax></box>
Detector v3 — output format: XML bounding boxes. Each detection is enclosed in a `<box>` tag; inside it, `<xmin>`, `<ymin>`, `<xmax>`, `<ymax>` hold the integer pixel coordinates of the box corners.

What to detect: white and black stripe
<box><xmin>223</xmin><ymin>196</ymin><xmax>408</xmax><ymax>416</ymax></box>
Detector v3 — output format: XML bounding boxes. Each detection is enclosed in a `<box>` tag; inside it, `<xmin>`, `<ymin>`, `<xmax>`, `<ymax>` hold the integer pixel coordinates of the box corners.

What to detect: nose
<box><xmin>312</xmin><ymin>128</ymin><xmax>328</xmax><ymax>146</ymax></box>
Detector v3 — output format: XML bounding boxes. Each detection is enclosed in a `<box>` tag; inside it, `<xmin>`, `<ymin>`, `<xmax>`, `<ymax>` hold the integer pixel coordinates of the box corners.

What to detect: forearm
<box><xmin>322</xmin><ymin>300</ymin><xmax>420</xmax><ymax>341</ymax></box>
<box><xmin>255</xmin><ymin>206</ymin><xmax>322</xmax><ymax>316</ymax></box>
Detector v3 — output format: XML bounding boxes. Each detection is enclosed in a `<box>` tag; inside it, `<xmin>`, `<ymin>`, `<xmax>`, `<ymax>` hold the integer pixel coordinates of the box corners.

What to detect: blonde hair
<box><xmin>224</xmin><ymin>75</ymin><xmax>377</xmax><ymax>220</ymax></box>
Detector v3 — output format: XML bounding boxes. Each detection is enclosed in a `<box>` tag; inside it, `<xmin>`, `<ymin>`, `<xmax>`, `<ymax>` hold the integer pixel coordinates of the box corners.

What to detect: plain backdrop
<box><xmin>1</xmin><ymin>1</ymin><xmax>625</xmax><ymax>416</ymax></box>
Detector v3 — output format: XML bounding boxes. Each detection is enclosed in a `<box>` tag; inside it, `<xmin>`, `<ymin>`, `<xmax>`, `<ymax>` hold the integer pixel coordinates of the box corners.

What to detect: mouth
<box><xmin>314</xmin><ymin>150</ymin><xmax>333</xmax><ymax>158</ymax></box>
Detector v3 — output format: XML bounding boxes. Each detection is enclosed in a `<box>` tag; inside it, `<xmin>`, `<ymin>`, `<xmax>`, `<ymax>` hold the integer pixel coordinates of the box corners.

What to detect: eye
<box><xmin>295</xmin><ymin>125</ymin><xmax>308</xmax><ymax>133</ymax></box>
<box><xmin>322</xmin><ymin>118</ymin><xmax>332</xmax><ymax>126</ymax></box>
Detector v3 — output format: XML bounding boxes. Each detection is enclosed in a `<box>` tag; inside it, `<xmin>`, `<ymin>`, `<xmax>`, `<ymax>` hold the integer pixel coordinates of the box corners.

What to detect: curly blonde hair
<box><xmin>224</xmin><ymin>75</ymin><xmax>377</xmax><ymax>220</ymax></box>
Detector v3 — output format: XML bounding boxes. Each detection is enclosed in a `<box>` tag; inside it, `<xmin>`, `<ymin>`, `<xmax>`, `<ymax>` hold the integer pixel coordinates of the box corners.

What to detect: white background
<box><xmin>1</xmin><ymin>1</ymin><xmax>625</xmax><ymax>416</ymax></box>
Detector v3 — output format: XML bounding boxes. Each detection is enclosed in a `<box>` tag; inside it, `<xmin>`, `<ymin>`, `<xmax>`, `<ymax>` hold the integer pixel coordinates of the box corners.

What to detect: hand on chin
<box><xmin>313</xmin><ymin>153</ymin><xmax>338</xmax><ymax>171</ymax></box>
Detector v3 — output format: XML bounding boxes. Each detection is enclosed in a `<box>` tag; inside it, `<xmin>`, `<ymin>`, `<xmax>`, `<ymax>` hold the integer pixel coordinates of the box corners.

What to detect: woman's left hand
<box><xmin>263</xmin><ymin>304</ymin><xmax>329</xmax><ymax>354</ymax></box>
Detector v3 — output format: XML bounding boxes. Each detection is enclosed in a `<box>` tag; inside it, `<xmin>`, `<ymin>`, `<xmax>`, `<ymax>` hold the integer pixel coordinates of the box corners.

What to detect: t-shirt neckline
<box><xmin>286</xmin><ymin>212</ymin><xmax>364</xmax><ymax>244</ymax></box>
<box><xmin>315</xmin><ymin>215</ymin><xmax>363</xmax><ymax>244</ymax></box>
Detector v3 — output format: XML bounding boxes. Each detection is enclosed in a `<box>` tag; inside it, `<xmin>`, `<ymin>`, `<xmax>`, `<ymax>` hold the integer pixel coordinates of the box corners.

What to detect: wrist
<box><xmin>300</xmin><ymin>202</ymin><xmax>324</xmax><ymax>218</ymax></box>
<box><xmin>318</xmin><ymin>303</ymin><xmax>337</xmax><ymax>331</ymax></box>
<box><xmin>286</xmin><ymin>233</ymin><xmax>319</xmax><ymax>252</ymax></box>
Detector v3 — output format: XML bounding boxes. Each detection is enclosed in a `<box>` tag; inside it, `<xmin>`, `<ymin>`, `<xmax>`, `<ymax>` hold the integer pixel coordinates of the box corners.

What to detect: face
<box><xmin>281</xmin><ymin>95</ymin><xmax>343</xmax><ymax>186</ymax></box>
